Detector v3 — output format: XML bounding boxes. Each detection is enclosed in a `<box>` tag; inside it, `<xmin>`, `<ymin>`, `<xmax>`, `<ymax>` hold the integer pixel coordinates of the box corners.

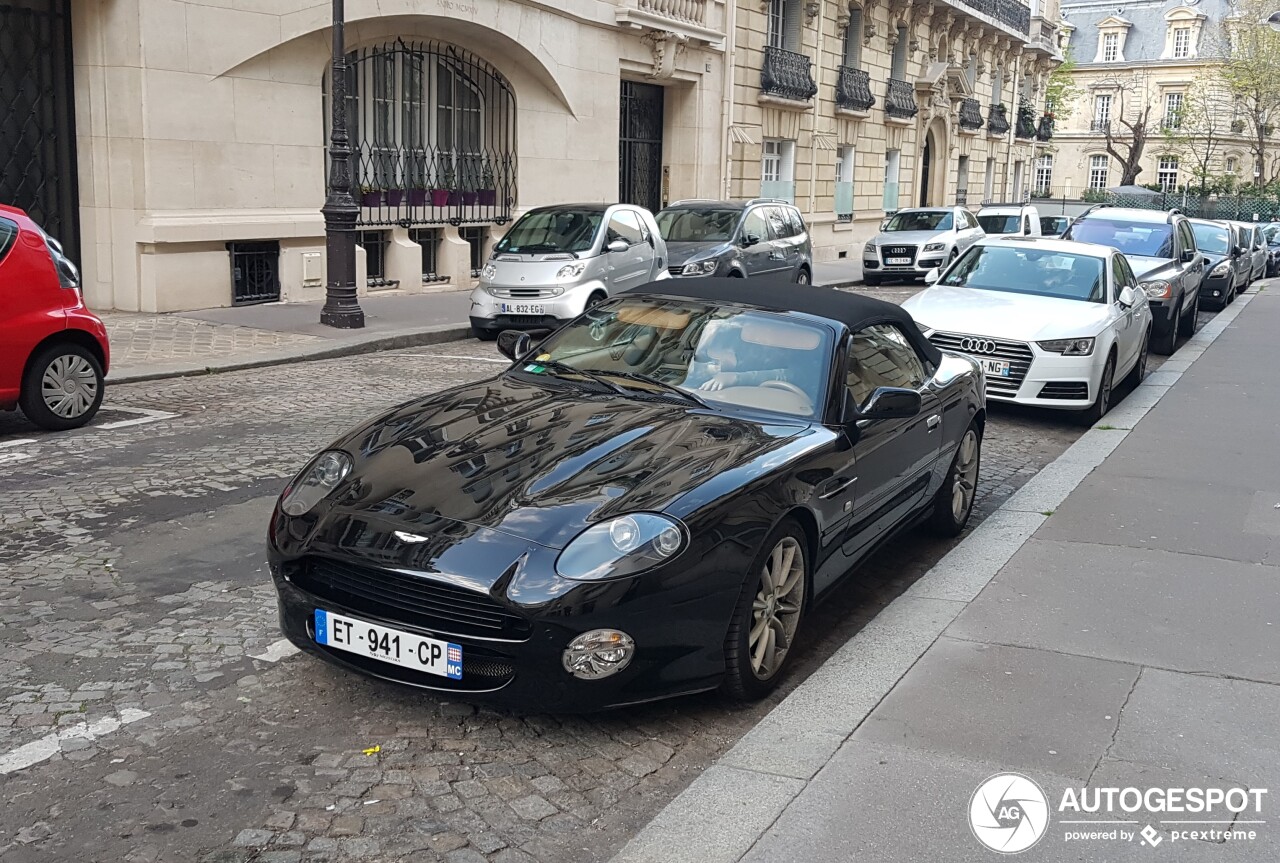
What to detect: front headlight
<box><xmin>280</xmin><ymin>451</ymin><xmax>353</xmax><ymax>516</ymax></box>
<box><xmin>1037</xmin><ymin>337</ymin><xmax>1096</xmax><ymax>356</ymax></box>
<box><xmin>1140</xmin><ymin>280</ymin><xmax>1173</xmax><ymax>299</ymax></box>
<box><xmin>680</xmin><ymin>260</ymin><xmax>718</xmax><ymax>276</ymax></box>
<box><xmin>863</xmin><ymin>242</ymin><xmax>877</xmax><ymax>253</ymax></box>
<box><xmin>556</xmin><ymin>514</ymin><xmax>686</xmax><ymax>581</ymax></box>
<box><xmin>556</xmin><ymin>263</ymin><xmax>587</xmax><ymax>281</ymax></box>
<box><xmin>481</xmin><ymin>263</ymin><xmax>497</xmax><ymax>280</ymax></box>
<box><xmin>922</xmin><ymin>242</ymin><xmax>946</xmax><ymax>253</ymax></box>
<box><xmin>1210</xmin><ymin>261</ymin><xmax>1231</xmax><ymax>277</ymax></box>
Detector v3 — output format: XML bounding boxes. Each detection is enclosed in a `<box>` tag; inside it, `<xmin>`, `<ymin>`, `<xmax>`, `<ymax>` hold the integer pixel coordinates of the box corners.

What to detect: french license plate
<box><xmin>501</xmin><ymin>303</ymin><xmax>544</xmax><ymax>315</ymax></box>
<box><xmin>886</xmin><ymin>257</ymin><xmax>912</xmax><ymax>265</ymax></box>
<box><xmin>314</xmin><ymin>609</ymin><xmax>462</xmax><ymax>679</ymax></box>
<box><xmin>981</xmin><ymin>359</ymin><xmax>1011</xmax><ymax>377</ymax></box>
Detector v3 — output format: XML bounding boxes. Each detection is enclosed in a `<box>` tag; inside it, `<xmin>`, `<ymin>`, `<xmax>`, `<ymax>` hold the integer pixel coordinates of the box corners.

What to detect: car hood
<box><xmin>1125</xmin><ymin>255</ymin><xmax>1177</xmax><ymax>280</ymax></box>
<box><xmin>666</xmin><ymin>241</ymin><xmax>731</xmax><ymax>267</ymax></box>
<box><xmin>870</xmin><ymin>230</ymin><xmax>951</xmax><ymax>246</ymax></box>
<box><xmin>317</xmin><ymin>375</ymin><xmax>809</xmax><ymax>550</ymax></box>
<box><xmin>483</xmin><ymin>254</ymin><xmax>600</xmax><ymax>288</ymax></box>
<box><xmin>904</xmin><ymin>285</ymin><xmax>1115</xmax><ymax>341</ymax></box>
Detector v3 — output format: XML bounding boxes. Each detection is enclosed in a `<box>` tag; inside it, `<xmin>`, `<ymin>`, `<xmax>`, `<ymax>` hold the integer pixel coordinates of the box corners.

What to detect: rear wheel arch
<box><xmin>23</xmin><ymin>329</ymin><xmax>107</xmax><ymax>386</ymax></box>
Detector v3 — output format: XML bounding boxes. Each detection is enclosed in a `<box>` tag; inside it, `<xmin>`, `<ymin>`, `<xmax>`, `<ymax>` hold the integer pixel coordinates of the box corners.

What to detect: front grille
<box><xmin>293</xmin><ymin>557</ymin><xmax>531</xmax><ymax>640</ymax></box>
<box><xmin>489</xmin><ymin>287</ymin><xmax>558</xmax><ymax>299</ymax></box>
<box><xmin>494</xmin><ymin>314</ymin><xmax>559</xmax><ymax>327</ymax></box>
<box><xmin>880</xmin><ymin>245</ymin><xmax>918</xmax><ymax>269</ymax></box>
<box><xmin>930</xmin><ymin>331</ymin><xmax>1034</xmax><ymax>398</ymax></box>
<box><xmin>1038</xmin><ymin>381</ymin><xmax>1090</xmax><ymax>400</ymax></box>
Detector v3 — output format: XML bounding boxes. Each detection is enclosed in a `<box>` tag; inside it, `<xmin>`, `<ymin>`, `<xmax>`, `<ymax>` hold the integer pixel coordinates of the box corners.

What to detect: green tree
<box><xmin>1044</xmin><ymin>51</ymin><xmax>1083</xmax><ymax>122</ymax></box>
<box><xmin>1216</xmin><ymin>0</ymin><xmax>1280</xmax><ymax>185</ymax></box>
<box><xmin>1159</xmin><ymin>77</ymin><xmax>1234</xmax><ymax>193</ymax></box>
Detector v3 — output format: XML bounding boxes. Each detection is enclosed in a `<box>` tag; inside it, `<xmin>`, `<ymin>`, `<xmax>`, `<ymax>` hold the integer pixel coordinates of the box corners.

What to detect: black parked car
<box><xmin>1265</xmin><ymin>223</ymin><xmax>1280</xmax><ymax>277</ymax></box>
<box><xmin>268</xmin><ymin>279</ymin><xmax>985</xmax><ymax>711</ymax></box>
<box><xmin>1064</xmin><ymin>206</ymin><xmax>1203</xmax><ymax>354</ymax></box>
<box><xmin>1190</xmin><ymin>219</ymin><xmax>1248</xmax><ymax>310</ymax></box>
<box><xmin>656</xmin><ymin>199</ymin><xmax>814</xmax><ymax>284</ymax></box>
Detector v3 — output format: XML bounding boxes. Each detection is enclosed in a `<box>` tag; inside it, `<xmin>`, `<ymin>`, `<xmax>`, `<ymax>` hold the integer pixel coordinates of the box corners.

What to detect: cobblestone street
<box><xmin>0</xmin><ymin>317</ymin><xmax>1172</xmax><ymax>863</ymax></box>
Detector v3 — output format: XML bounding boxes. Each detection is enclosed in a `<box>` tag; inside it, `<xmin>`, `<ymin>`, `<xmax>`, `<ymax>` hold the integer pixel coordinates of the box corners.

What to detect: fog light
<box><xmin>562</xmin><ymin>629</ymin><xmax>635</xmax><ymax>680</ymax></box>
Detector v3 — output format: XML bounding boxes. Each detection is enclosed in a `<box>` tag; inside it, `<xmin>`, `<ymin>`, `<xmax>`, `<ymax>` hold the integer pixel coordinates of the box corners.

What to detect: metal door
<box><xmin>1</xmin><ymin>0</ymin><xmax>80</xmax><ymax>261</ymax></box>
<box><xmin>619</xmin><ymin>82</ymin><xmax>664</xmax><ymax>213</ymax></box>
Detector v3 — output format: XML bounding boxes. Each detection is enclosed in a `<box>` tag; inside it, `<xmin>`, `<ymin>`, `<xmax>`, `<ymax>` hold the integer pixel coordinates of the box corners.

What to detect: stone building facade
<box><xmin>3</xmin><ymin>0</ymin><xmax>728</xmax><ymax>311</ymax></box>
<box><xmin>726</xmin><ymin>0</ymin><xmax>1062</xmax><ymax>261</ymax></box>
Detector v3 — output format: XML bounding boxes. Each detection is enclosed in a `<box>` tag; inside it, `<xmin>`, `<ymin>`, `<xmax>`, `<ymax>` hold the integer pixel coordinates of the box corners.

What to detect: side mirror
<box><xmin>859</xmin><ymin>387</ymin><xmax>922</xmax><ymax>421</ymax></box>
<box><xmin>880</xmin><ymin>220</ymin><xmax>890</xmax><ymax>231</ymax></box>
<box><xmin>607</xmin><ymin>239</ymin><xmax>630</xmax><ymax>254</ymax></box>
<box><xmin>496</xmin><ymin>330</ymin><xmax>532</xmax><ymax>361</ymax></box>
<box><xmin>1180</xmin><ymin>247</ymin><xmax>1196</xmax><ymax>263</ymax></box>
<box><xmin>924</xmin><ymin>267</ymin><xmax>941</xmax><ymax>284</ymax></box>
<box><xmin>741</xmin><ymin>232</ymin><xmax>761</xmax><ymax>247</ymax></box>
<box><xmin>1118</xmin><ymin>285</ymin><xmax>1137</xmax><ymax>308</ymax></box>
<box><xmin>1202</xmin><ymin>256</ymin><xmax>1212</xmax><ymax>267</ymax></box>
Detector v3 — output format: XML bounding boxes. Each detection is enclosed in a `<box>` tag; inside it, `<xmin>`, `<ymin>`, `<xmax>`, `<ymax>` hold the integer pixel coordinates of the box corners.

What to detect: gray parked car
<box><xmin>470</xmin><ymin>204</ymin><xmax>669</xmax><ymax>340</ymax></box>
<box><xmin>655</xmin><ymin>199</ymin><xmax>814</xmax><ymax>283</ymax></box>
<box><xmin>1229</xmin><ymin>221</ymin><xmax>1268</xmax><ymax>285</ymax></box>
<box><xmin>862</xmin><ymin>206</ymin><xmax>984</xmax><ymax>285</ymax></box>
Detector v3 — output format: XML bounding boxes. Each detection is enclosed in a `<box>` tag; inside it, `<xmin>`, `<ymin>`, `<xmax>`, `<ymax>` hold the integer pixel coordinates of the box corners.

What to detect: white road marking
<box><xmin>0</xmin><ymin>451</ymin><xmax>34</xmax><ymax>466</ymax></box>
<box><xmin>0</xmin><ymin>709</ymin><xmax>151</xmax><ymax>775</ymax></box>
<box><xmin>97</xmin><ymin>406</ymin><xmax>179</xmax><ymax>429</ymax></box>
<box><xmin>251</xmin><ymin>639</ymin><xmax>301</xmax><ymax>663</ymax></box>
<box><xmin>0</xmin><ymin>438</ymin><xmax>37</xmax><ymax>450</ymax></box>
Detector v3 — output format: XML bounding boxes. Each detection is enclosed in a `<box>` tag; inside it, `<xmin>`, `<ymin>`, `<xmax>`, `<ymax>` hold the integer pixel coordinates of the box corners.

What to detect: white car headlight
<box><xmin>556</xmin><ymin>514</ymin><xmax>686</xmax><ymax>581</ymax></box>
<box><xmin>280</xmin><ymin>451</ymin><xmax>352</xmax><ymax>516</ymax></box>
<box><xmin>1209</xmin><ymin>261</ymin><xmax>1231</xmax><ymax>277</ymax></box>
<box><xmin>680</xmin><ymin>260</ymin><xmax>718</xmax><ymax>276</ymax></box>
<box><xmin>1037</xmin><ymin>337</ymin><xmax>1096</xmax><ymax>356</ymax></box>
<box><xmin>556</xmin><ymin>263</ymin><xmax>587</xmax><ymax>280</ymax></box>
<box><xmin>922</xmin><ymin>242</ymin><xmax>946</xmax><ymax>253</ymax></box>
<box><xmin>1140</xmin><ymin>280</ymin><xmax>1173</xmax><ymax>299</ymax></box>
<box><xmin>863</xmin><ymin>242</ymin><xmax>877</xmax><ymax>253</ymax></box>
<box><xmin>481</xmin><ymin>263</ymin><xmax>497</xmax><ymax>280</ymax></box>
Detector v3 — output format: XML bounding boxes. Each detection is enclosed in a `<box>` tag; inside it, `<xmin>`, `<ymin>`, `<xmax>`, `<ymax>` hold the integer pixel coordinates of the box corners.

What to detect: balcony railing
<box><xmin>761</xmin><ymin>46</ymin><xmax>818</xmax><ymax>102</ymax></box>
<box><xmin>988</xmin><ymin>104</ymin><xmax>1010</xmax><ymax>135</ymax></box>
<box><xmin>835</xmin><ymin>66</ymin><xmax>876</xmax><ymax>112</ymax></box>
<box><xmin>959</xmin><ymin>98</ymin><xmax>984</xmax><ymax>130</ymax></box>
<box><xmin>1036</xmin><ymin>116</ymin><xmax>1054</xmax><ymax>141</ymax></box>
<box><xmin>885</xmin><ymin>78</ymin><xmax>918</xmax><ymax>120</ymax></box>
<box><xmin>953</xmin><ymin>0</ymin><xmax>1030</xmax><ymax>35</ymax></box>
<box><xmin>1090</xmin><ymin>119</ymin><xmax>1111</xmax><ymax>133</ymax></box>
<box><xmin>635</xmin><ymin>0</ymin><xmax>706</xmax><ymax>25</ymax></box>
<box><xmin>1015</xmin><ymin>104</ymin><xmax>1037</xmax><ymax>139</ymax></box>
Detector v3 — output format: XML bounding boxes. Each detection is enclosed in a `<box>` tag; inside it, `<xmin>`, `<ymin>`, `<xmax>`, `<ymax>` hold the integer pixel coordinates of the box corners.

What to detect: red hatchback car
<box><xmin>1</xmin><ymin>205</ymin><xmax>110</xmax><ymax>430</ymax></box>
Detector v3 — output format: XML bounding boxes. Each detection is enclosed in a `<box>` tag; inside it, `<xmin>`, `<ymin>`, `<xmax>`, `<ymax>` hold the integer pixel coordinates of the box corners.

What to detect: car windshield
<box><xmin>978</xmin><ymin>214</ymin><xmax>1020</xmax><ymax>234</ymax></box>
<box><xmin>1192</xmin><ymin>223</ymin><xmax>1229</xmax><ymax>255</ymax></box>
<box><xmin>494</xmin><ymin>210</ymin><xmax>603</xmax><ymax>254</ymax></box>
<box><xmin>1070</xmin><ymin>218</ymin><xmax>1174</xmax><ymax>258</ymax></box>
<box><xmin>885</xmin><ymin>211</ymin><xmax>953</xmax><ymax>232</ymax></box>
<box><xmin>520</xmin><ymin>297</ymin><xmax>834</xmax><ymax>419</ymax></box>
<box><xmin>656</xmin><ymin>209</ymin><xmax>739</xmax><ymax>242</ymax></box>
<box><xmin>941</xmin><ymin>245</ymin><xmax>1107</xmax><ymax>303</ymax></box>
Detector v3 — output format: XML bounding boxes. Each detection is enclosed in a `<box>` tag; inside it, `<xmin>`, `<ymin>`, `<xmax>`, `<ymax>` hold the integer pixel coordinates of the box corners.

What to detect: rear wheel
<box><xmin>1081</xmin><ymin>354</ymin><xmax>1115</xmax><ymax>426</ymax></box>
<box><xmin>721</xmin><ymin>520</ymin><xmax>808</xmax><ymax>701</ymax></box>
<box><xmin>928</xmin><ymin>423</ymin><xmax>982</xmax><ymax>537</ymax></box>
<box><xmin>19</xmin><ymin>342</ymin><xmax>105</xmax><ymax>431</ymax></box>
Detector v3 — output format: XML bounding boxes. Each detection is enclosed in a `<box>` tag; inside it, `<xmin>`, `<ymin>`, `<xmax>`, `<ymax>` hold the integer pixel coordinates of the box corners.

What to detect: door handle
<box><xmin>926</xmin><ymin>414</ymin><xmax>941</xmax><ymax>431</ymax></box>
<box><xmin>818</xmin><ymin>476</ymin><xmax>857</xmax><ymax>499</ymax></box>
<box><xmin>769</xmin><ymin>252</ymin><xmax>784</xmax><ymax>260</ymax></box>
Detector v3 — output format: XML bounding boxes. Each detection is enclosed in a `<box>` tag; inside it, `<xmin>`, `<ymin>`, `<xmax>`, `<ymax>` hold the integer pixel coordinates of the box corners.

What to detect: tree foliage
<box><xmin>1045</xmin><ymin>51</ymin><xmax>1083</xmax><ymax>121</ymax></box>
<box><xmin>1215</xmin><ymin>0</ymin><xmax>1280</xmax><ymax>184</ymax></box>
<box><xmin>1098</xmin><ymin>73</ymin><xmax>1158</xmax><ymax>186</ymax></box>
<box><xmin>1159</xmin><ymin>78</ymin><xmax>1235</xmax><ymax>192</ymax></box>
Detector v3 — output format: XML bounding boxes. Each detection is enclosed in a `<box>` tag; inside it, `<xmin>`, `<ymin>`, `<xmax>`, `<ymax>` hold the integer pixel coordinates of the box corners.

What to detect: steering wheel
<box><xmin>760</xmin><ymin>380</ymin><xmax>810</xmax><ymax>399</ymax></box>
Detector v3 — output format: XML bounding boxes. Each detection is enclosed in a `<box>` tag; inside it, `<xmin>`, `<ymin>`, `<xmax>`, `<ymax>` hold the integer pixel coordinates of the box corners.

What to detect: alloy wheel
<box><xmin>951</xmin><ymin>429</ymin><xmax>980</xmax><ymax>523</ymax></box>
<box><xmin>40</xmin><ymin>354</ymin><xmax>99</xmax><ymax>419</ymax></box>
<box><xmin>748</xmin><ymin>537</ymin><xmax>805</xmax><ymax>680</ymax></box>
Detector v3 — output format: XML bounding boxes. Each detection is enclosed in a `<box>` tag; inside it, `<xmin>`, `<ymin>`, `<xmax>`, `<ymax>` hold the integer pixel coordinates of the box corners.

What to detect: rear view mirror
<box><xmin>496</xmin><ymin>330</ymin><xmax>531</xmax><ymax>361</ymax></box>
<box><xmin>859</xmin><ymin>387</ymin><xmax>922</xmax><ymax>420</ymax></box>
<box><xmin>1118</xmin><ymin>285</ymin><xmax>1137</xmax><ymax>308</ymax></box>
<box><xmin>607</xmin><ymin>239</ymin><xmax>630</xmax><ymax>254</ymax></box>
<box><xmin>924</xmin><ymin>267</ymin><xmax>941</xmax><ymax>284</ymax></box>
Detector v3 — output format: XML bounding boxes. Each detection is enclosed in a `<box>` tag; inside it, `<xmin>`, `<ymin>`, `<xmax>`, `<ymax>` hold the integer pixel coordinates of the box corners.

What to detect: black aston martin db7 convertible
<box><xmin>268</xmin><ymin>278</ymin><xmax>986</xmax><ymax>711</ymax></box>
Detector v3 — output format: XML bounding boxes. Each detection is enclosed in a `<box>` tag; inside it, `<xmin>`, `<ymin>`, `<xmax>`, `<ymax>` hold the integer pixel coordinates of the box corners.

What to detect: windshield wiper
<box><xmin>521</xmin><ymin>359</ymin><xmax>629</xmax><ymax>396</ymax></box>
<box><xmin>584</xmin><ymin>370</ymin><xmax>712</xmax><ymax>409</ymax></box>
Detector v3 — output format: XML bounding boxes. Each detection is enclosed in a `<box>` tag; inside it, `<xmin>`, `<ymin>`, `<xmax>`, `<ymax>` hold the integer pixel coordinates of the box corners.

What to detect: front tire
<box><xmin>721</xmin><ymin>520</ymin><xmax>808</xmax><ymax>701</ymax></box>
<box><xmin>473</xmin><ymin>328</ymin><xmax>498</xmax><ymax>341</ymax></box>
<box><xmin>1177</xmin><ymin>292</ymin><xmax>1198</xmax><ymax>337</ymax></box>
<box><xmin>1123</xmin><ymin>328</ymin><xmax>1150</xmax><ymax>389</ymax></box>
<box><xmin>795</xmin><ymin>267</ymin><xmax>811</xmax><ymax>285</ymax></box>
<box><xmin>19</xmin><ymin>342</ymin><xmax>105</xmax><ymax>431</ymax></box>
<box><xmin>1153</xmin><ymin>310</ymin><xmax>1179</xmax><ymax>355</ymax></box>
<box><xmin>862</xmin><ymin>274</ymin><xmax>882</xmax><ymax>287</ymax></box>
<box><xmin>1081</xmin><ymin>353</ymin><xmax>1115</xmax><ymax>426</ymax></box>
<box><xmin>928</xmin><ymin>423</ymin><xmax>982</xmax><ymax>537</ymax></box>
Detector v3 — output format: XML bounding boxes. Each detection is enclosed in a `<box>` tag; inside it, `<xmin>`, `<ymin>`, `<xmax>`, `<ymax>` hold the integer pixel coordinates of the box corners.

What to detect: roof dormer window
<box><xmin>1103</xmin><ymin>32</ymin><xmax>1118</xmax><ymax>61</ymax></box>
<box><xmin>1161</xmin><ymin>7</ymin><xmax>1207</xmax><ymax>60</ymax></box>
<box><xmin>1094</xmin><ymin>16</ymin><xmax>1132</xmax><ymax>63</ymax></box>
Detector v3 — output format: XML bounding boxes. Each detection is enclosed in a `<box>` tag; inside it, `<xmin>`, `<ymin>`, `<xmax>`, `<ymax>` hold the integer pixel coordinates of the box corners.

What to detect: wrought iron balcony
<box><xmin>959</xmin><ymin>98</ymin><xmax>984</xmax><ymax>130</ymax></box>
<box><xmin>761</xmin><ymin>46</ymin><xmax>818</xmax><ymax>102</ymax></box>
<box><xmin>1015</xmin><ymin>104</ymin><xmax>1037</xmax><ymax>139</ymax></box>
<box><xmin>1036</xmin><ymin>115</ymin><xmax>1054</xmax><ymax>141</ymax></box>
<box><xmin>1090</xmin><ymin>119</ymin><xmax>1111</xmax><ymax>133</ymax></box>
<box><xmin>988</xmin><ymin>104</ymin><xmax>1010</xmax><ymax>135</ymax></box>
<box><xmin>835</xmin><ymin>66</ymin><xmax>876</xmax><ymax>112</ymax></box>
<box><xmin>951</xmin><ymin>0</ymin><xmax>1030</xmax><ymax>35</ymax></box>
<box><xmin>885</xmin><ymin>78</ymin><xmax>918</xmax><ymax>120</ymax></box>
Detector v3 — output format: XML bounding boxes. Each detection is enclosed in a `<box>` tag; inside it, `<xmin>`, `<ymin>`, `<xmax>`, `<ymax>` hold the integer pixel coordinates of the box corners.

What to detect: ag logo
<box><xmin>969</xmin><ymin>773</ymin><xmax>1051</xmax><ymax>854</ymax></box>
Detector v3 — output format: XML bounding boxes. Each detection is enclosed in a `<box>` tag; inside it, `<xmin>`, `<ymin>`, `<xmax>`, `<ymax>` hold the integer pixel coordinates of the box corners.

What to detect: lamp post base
<box><xmin>320</xmin><ymin>306</ymin><xmax>366</xmax><ymax>328</ymax></box>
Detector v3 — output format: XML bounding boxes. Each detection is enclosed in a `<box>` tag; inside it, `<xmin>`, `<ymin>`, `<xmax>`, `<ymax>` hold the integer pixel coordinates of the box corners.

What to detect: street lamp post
<box><xmin>319</xmin><ymin>0</ymin><xmax>365</xmax><ymax>329</ymax></box>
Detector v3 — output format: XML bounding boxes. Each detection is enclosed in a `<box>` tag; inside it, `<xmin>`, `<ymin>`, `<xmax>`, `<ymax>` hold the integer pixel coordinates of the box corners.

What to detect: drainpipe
<box><xmin>720</xmin><ymin>0</ymin><xmax>738</xmax><ymax>199</ymax></box>
<box><xmin>808</xmin><ymin>2</ymin><xmax>825</xmax><ymax>216</ymax></box>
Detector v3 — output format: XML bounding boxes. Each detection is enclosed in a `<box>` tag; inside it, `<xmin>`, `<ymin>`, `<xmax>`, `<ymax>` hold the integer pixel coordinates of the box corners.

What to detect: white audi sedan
<box><xmin>903</xmin><ymin>237</ymin><xmax>1153</xmax><ymax>423</ymax></box>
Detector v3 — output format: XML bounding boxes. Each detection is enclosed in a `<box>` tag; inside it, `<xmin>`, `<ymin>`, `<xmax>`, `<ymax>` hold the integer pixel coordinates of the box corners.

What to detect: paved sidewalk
<box><xmin>616</xmin><ymin>286</ymin><xmax>1280</xmax><ymax>862</ymax></box>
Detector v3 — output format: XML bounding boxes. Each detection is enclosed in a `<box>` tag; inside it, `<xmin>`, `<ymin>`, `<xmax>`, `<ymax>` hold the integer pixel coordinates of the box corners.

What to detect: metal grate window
<box><xmin>409</xmin><ymin>228</ymin><xmax>444</xmax><ymax>282</ymax></box>
<box><xmin>227</xmin><ymin>242</ymin><xmax>281</xmax><ymax>306</ymax></box>
<box><xmin>357</xmin><ymin>230</ymin><xmax>388</xmax><ymax>281</ymax></box>
<box><xmin>460</xmin><ymin>226</ymin><xmax>486</xmax><ymax>275</ymax></box>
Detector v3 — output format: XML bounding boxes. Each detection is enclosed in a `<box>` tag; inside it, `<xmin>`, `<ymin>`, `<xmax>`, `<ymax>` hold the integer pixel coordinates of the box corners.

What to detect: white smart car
<box><xmin>904</xmin><ymin>237</ymin><xmax>1153</xmax><ymax>423</ymax></box>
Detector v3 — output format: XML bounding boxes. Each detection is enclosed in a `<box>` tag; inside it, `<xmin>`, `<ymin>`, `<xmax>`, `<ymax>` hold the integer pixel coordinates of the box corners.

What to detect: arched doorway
<box><xmin>919</xmin><ymin>131</ymin><xmax>933</xmax><ymax>207</ymax></box>
<box><xmin>918</xmin><ymin>119</ymin><xmax>949</xmax><ymax>207</ymax></box>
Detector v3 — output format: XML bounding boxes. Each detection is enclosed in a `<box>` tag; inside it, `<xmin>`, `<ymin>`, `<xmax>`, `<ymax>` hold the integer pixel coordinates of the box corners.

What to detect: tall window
<box><xmin>1089</xmin><ymin>154</ymin><xmax>1109</xmax><ymax>190</ymax></box>
<box><xmin>1034</xmin><ymin>154</ymin><xmax>1053</xmax><ymax>196</ymax></box>
<box><xmin>890</xmin><ymin>26</ymin><xmax>908</xmax><ymax>78</ymax></box>
<box><xmin>768</xmin><ymin>0</ymin><xmax>801</xmax><ymax>51</ymax></box>
<box><xmin>884</xmin><ymin>149</ymin><xmax>901</xmax><ymax>211</ymax></box>
<box><xmin>1094</xmin><ymin>94</ymin><xmax>1112</xmax><ymax>129</ymax></box>
<box><xmin>1172</xmin><ymin>27</ymin><xmax>1191</xmax><ymax>58</ymax></box>
<box><xmin>957</xmin><ymin>155</ymin><xmax>970</xmax><ymax>204</ymax></box>
<box><xmin>842</xmin><ymin>8</ymin><xmax>863</xmax><ymax>67</ymax></box>
<box><xmin>1102</xmin><ymin>32</ymin><xmax>1119</xmax><ymax>62</ymax></box>
<box><xmin>1164</xmin><ymin>93</ymin><xmax>1183</xmax><ymax>129</ymax></box>
<box><xmin>835</xmin><ymin>145</ymin><xmax>855</xmax><ymax>220</ymax></box>
<box><xmin>1158</xmin><ymin>157</ymin><xmax>1179</xmax><ymax>191</ymax></box>
<box><xmin>1226</xmin><ymin>155</ymin><xmax>1239</xmax><ymax>174</ymax></box>
<box><xmin>762</xmin><ymin>139</ymin><xmax>796</xmax><ymax>202</ymax></box>
<box><xmin>984</xmin><ymin>157</ymin><xmax>995</xmax><ymax>201</ymax></box>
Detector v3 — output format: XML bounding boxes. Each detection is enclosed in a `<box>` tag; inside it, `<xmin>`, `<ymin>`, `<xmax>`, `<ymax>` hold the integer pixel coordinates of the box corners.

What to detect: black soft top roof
<box><xmin>625</xmin><ymin>277</ymin><xmax>942</xmax><ymax>366</ymax></box>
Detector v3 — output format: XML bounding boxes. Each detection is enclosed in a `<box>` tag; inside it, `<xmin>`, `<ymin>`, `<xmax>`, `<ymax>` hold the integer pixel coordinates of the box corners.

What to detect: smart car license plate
<box><xmin>314</xmin><ymin>609</ymin><xmax>462</xmax><ymax>679</ymax></box>
<box><xmin>500</xmin><ymin>303</ymin><xmax>544</xmax><ymax>315</ymax></box>
<box><xmin>886</xmin><ymin>257</ymin><xmax>912</xmax><ymax>265</ymax></box>
<box><xmin>981</xmin><ymin>359</ymin><xmax>1011</xmax><ymax>377</ymax></box>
